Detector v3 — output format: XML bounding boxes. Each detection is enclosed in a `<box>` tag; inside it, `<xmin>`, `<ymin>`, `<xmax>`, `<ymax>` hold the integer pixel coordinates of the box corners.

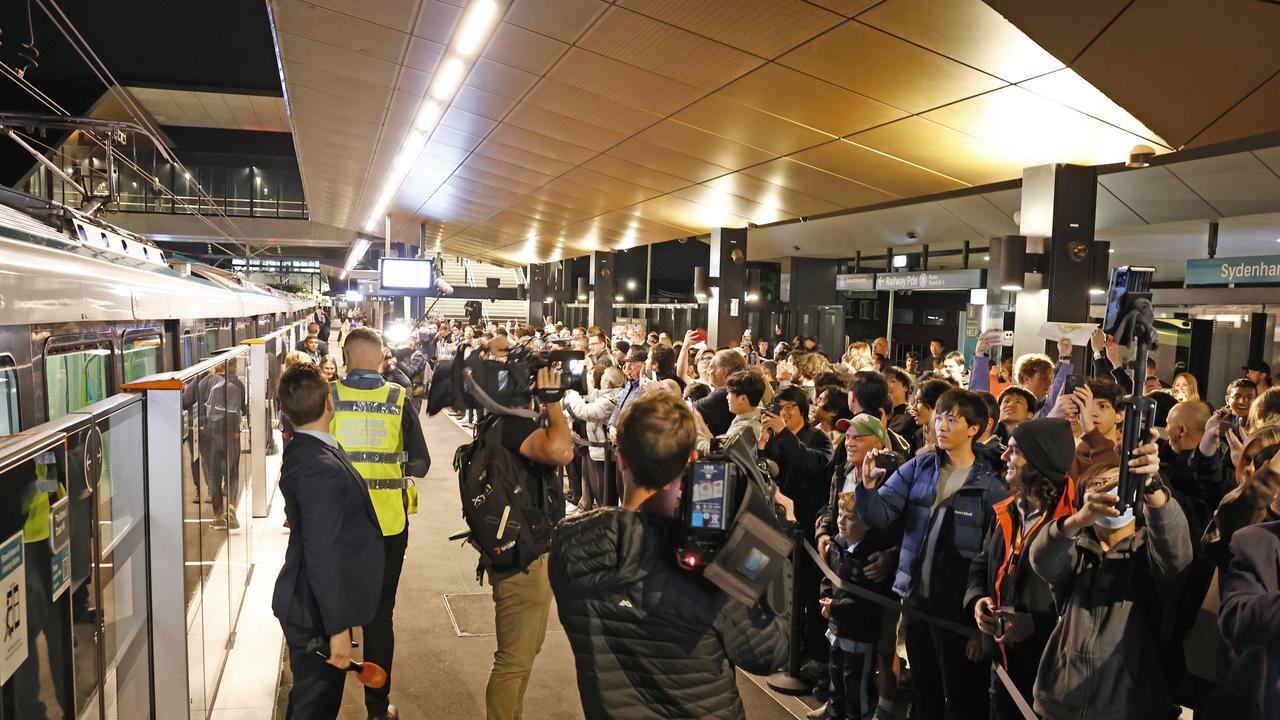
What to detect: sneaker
<box><xmin>210</xmin><ymin>516</ymin><xmax>228</xmax><ymax>531</ymax></box>
<box><xmin>227</xmin><ymin>510</ymin><xmax>240</xmax><ymax>530</ymax></box>
<box><xmin>804</xmin><ymin>703</ymin><xmax>828</xmax><ymax>720</ymax></box>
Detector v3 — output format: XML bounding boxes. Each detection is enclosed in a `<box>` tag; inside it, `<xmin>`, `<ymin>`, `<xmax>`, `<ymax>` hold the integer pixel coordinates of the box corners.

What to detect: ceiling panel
<box><xmin>617</xmin><ymin>0</ymin><xmax>844</xmax><ymax>58</ymax></box>
<box><xmin>521</xmin><ymin>79</ymin><xmax>662</xmax><ymax>136</ymax></box>
<box><xmin>502</xmin><ymin>102</ymin><xmax>626</xmax><ymax>151</ymax></box>
<box><xmin>636</xmin><ymin>193</ymin><xmax>751</xmax><ymax>230</ymax></box>
<box><xmin>673</xmin><ymin>93</ymin><xmax>832</xmax><ymax>156</ymax></box>
<box><xmin>465</xmin><ymin>57</ymin><xmax>541</xmax><ymax>100</ymax></box>
<box><xmin>305</xmin><ymin>0</ymin><xmax>418</xmax><ymax>31</ymax></box>
<box><xmin>981</xmin><ymin>0</ymin><xmax>1129</xmax><ymax>63</ymax></box>
<box><xmin>487</xmin><ymin>123</ymin><xmax>598</xmax><ymax>165</ymax></box>
<box><xmin>923</xmin><ymin>85</ymin><xmax>1166</xmax><ymax>167</ymax></box>
<box><xmin>607</xmin><ymin>135</ymin><xmax>734</xmax><ymax>184</ymax></box>
<box><xmin>1016</xmin><ymin>69</ymin><xmax>1167</xmax><ymax>147</ymax></box>
<box><xmin>413</xmin><ymin>1</ymin><xmax>463</xmax><ymax>44</ymax></box>
<box><xmin>778</xmin><ymin>22</ymin><xmax>1007</xmax><ymax>113</ymax></box>
<box><xmin>717</xmin><ymin>63</ymin><xmax>906</xmax><ymax>138</ymax></box>
<box><xmin>934</xmin><ymin>194</ymin><xmax>1019</xmax><ymax>238</ymax></box>
<box><xmin>504</xmin><ymin>0</ymin><xmax>609</xmax><ymax>44</ymax></box>
<box><xmin>635</xmin><ymin>120</ymin><xmax>773</xmax><ymax>172</ymax></box>
<box><xmin>703</xmin><ymin>173</ymin><xmax>842</xmax><ymax>217</ymax></box>
<box><xmin>670</xmin><ymin>184</ymin><xmax>793</xmax><ymax>225</ymax></box>
<box><xmin>851</xmin><ymin>116</ymin><xmax>1023</xmax><ymax>186</ymax></box>
<box><xmin>1166</xmin><ymin>152</ymin><xmax>1280</xmax><ymax>218</ymax></box>
<box><xmin>740</xmin><ymin>158</ymin><xmax>896</xmax><ymax>209</ymax></box>
<box><xmin>1070</xmin><ymin>1</ymin><xmax>1280</xmax><ymax>148</ymax></box>
<box><xmin>581</xmin><ymin>154</ymin><xmax>691</xmax><ymax>194</ymax></box>
<box><xmin>577</xmin><ymin>7</ymin><xmax>761</xmax><ymax>91</ymax></box>
<box><xmin>272</xmin><ymin>0</ymin><xmax>409</xmax><ymax>64</ymax></box>
<box><xmin>546</xmin><ymin>47</ymin><xmax>705</xmax><ymax>116</ymax></box>
<box><xmin>1097</xmin><ymin>166</ymin><xmax>1217</xmax><ymax>224</ymax></box>
<box><xmin>452</xmin><ymin>84</ymin><xmax>521</xmax><ymax>121</ymax></box>
<box><xmin>1191</xmin><ymin>72</ymin><xmax>1280</xmax><ymax>148</ymax></box>
<box><xmin>472</xmin><ymin>138</ymin><xmax>576</xmax><ymax>177</ymax></box>
<box><xmin>790</xmin><ymin>139</ymin><xmax>967</xmax><ymax>197</ymax></box>
<box><xmin>859</xmin><ymin>0</ymin><xmax>1062</xmax><ymax>82</ymax></box>
<box><xmin>482</xmin><ymin>21</ymin><xmax>568</xmax><ymax>75</ymax></box>
<box><xmin>1094</xmin><ymin>184</ymin><xmax>1146</xmax><ymax>230</ymax></box>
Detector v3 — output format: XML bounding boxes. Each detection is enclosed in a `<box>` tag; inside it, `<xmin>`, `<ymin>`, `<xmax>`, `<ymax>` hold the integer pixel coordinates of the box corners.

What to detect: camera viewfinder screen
<box><xmin>690</xmin><ymin>462</ymin><xmax>727</xmax><ymax>530</ymax></box>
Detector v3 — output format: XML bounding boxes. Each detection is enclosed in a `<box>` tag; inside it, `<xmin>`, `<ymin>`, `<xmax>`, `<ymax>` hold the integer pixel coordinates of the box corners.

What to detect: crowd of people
<box><xmin>275</xmin><ymin>303</ymin><xmax>1280</xmax><ymax>720</ymax></box>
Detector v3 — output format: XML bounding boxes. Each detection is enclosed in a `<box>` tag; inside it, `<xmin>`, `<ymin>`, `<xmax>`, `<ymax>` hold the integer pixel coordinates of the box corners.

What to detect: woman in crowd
<box><xmin>842</xmin><ymin>342</ymin><xmax>876</xmax><ymax>373</ymax></box>
<box><xmin>319</xmin><ymin>355</ymin><xmax>339</xmax><ymax>382</ymax></box>
<box><xmin>1173</xmin><ymin>372</ymin><xmax>1201</xmax><ymax>403</ymax></box>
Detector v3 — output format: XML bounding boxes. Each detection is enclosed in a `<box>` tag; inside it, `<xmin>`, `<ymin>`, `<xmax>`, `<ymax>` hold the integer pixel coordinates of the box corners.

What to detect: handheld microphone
<box><xmin>306</xmin><ymin>638</ymin><xmax>388</xmax><ymax>688</ymax></box>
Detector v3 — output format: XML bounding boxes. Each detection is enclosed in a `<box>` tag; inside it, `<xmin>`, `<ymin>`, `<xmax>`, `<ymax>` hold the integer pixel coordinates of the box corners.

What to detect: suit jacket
<box><xmin>695</xmin><ymin>387</ymin><xmax>736</xmax><ymax>436</ymax></box>
<box><xmin>272</xmin><ymin>432</ymin><xmax>384</xmax><ymax>645</ymax></box>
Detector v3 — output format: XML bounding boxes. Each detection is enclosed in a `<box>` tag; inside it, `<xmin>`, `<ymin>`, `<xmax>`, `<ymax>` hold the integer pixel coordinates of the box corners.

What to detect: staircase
<box><xmin>429</xmin><ymin>255</ymin><xmax>528</xmax><ymax>324</ymax></box>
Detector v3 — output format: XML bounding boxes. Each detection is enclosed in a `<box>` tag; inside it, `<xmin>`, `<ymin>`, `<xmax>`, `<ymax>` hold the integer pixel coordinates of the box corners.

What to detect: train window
<box><xmin>205</xmin><ymin>326</ymin><xmax>220</xmax><ymax>354</ymax></box>
<box><xmin>0</xmin><ymin>356</ymin><xmax>17</xmax><ymax>435</ymax></box>
<box><xmin>180</xmin><ymin>333</ymin><xmax>206</xmax><ymax>367</ymax></box>
<box><xmin>123</xmin><ymin>334</ymin><xmax>162</xmax><ymax>382</ymax></box>
<box><xmin>45</xmin><ymin>344</ymin><xmax>112</xmax><ymax>420</ymax></box>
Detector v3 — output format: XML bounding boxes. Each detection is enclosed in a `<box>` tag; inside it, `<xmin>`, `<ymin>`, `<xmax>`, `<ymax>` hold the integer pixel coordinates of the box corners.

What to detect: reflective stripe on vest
<box><xmin>330</xmin><ymin>380</ymin><xmax>408</xmax><ymax>536</ymax></box>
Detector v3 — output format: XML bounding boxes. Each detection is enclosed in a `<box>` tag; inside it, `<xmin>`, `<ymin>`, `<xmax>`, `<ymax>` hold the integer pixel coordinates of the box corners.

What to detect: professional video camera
<box><xmin>673</xmin><ymin>434</ymin><xmax>792</xmax><ymax>606</ymax></box>
<box><xmin>1103</xmin><ymin>265</ymin><xmax>1159</xmax><ymax>513</ymax></box>
<box><xmin>426</xmin><ymin>342</ymin><xmax>588</xmax><ymax>416</ymax></box>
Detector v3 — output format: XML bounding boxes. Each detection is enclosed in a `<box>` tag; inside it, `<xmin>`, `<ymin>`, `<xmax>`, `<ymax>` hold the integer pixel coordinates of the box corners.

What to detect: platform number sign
<box><xmin>0</xmin><ymin>531</ymin><xmax>28</xmax><ymax>684</ymax></box>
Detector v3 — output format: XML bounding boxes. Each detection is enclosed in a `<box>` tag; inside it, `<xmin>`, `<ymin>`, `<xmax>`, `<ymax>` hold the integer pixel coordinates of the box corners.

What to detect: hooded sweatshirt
<box><xmin>548</xmin><ymin>508</ymin><xmax>789</xmax><ymax>719</ymax></box>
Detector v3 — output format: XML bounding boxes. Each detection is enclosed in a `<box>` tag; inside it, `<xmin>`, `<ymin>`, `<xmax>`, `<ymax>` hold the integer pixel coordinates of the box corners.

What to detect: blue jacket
<box><xmin>854</xmin><ymin>448</ymin><xmax>1008</xmax><ymax>600</ymax></box>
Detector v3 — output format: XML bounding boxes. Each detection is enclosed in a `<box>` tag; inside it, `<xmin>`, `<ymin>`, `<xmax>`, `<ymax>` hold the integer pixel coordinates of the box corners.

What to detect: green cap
<box><xmin>847</xmin><ymin>413</ymin><xmax>889</xmax><ymax>446</ymax></box>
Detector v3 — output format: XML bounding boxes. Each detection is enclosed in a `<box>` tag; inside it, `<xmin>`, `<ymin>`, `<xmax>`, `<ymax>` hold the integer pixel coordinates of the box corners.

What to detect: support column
<box><xmin>708</xmin><ymin>227</ymin><xmax>747</xmax><ymax>347</ymax></box>
<box><xmin>589</xmin><ymin>251</ymin><xmax>615</xmax><ymax>330</ymax></box>
<box><xmin>526</xmin><ymin>263</ymin><xmax>548</xmax><ymax>325</ymax></box>
<box><xmin>1020</xmin><ymin>164</ymin><xmax>1098</xmax><ymax>367</ymax></box>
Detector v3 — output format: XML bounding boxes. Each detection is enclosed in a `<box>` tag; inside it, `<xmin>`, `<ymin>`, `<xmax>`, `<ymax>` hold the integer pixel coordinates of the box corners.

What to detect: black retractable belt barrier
<box><xmin>803</xmin><ymin>541</ymin><xmax>1039</xmax><ymax>720</ymax></box>
<box><xmin>766</xmin><ymin>526</ymin><xmax>814</xmax><ymax>694</ymax></box>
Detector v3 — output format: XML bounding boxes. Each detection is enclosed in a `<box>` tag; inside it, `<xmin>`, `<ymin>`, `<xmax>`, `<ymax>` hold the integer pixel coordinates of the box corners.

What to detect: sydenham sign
<box><xmin>1186</xmin><ymin>255</ymin><xmax>1280</xmax><ymax>286</ymax></box>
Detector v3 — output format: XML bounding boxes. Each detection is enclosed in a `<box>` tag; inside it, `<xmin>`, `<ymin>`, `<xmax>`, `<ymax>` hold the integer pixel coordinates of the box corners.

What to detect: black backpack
<box><xmin>453</xmin><ymin>415</ymin><xmax>562</xmax><ymax>582</ymax></box>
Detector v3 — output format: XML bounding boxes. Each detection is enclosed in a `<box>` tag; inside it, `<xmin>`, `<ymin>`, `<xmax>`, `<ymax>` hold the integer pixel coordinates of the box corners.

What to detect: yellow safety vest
<box><xmin>329</xmin><ymin>380</ymin><xmax>417</xmax><ymax>536</ymax></box>
<box><xmin>24</xmin><ymin>457</ymin><xmax>65</xmax><ymax>543</ymax></box>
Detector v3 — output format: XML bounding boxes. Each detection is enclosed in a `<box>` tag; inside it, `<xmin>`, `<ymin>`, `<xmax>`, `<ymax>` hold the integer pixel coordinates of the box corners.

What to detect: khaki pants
<box><xmin>485</xmin><ymin>553</ymin><xmax>553</xmax><ymax>720</ymax></box>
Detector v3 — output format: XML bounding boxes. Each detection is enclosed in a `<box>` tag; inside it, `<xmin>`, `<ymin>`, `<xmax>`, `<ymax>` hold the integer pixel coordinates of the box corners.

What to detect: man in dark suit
<box><xmin>297</xmin><ymin>323</ymin><xmax>330</xmax><ymax>356</ymax></box>
<box><xmin>273</xmin><ymin>363</ymin><xmax>384</xmax><ymax>719</ymax></box>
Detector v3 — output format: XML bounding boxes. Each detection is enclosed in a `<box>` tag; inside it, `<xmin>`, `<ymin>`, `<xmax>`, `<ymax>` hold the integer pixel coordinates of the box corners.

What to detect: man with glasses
<box><xmin>586</xmin><ymin>332</ymin><xmax>614</xmax><ymax>373</ymax></box>
<box><xmin>760</xmin><ymin>386</ymin><xmax>835</xmax><ymax>676</ymax></box>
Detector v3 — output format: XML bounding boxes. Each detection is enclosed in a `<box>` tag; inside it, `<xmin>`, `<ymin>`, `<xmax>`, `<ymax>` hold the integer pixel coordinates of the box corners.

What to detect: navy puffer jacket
<box><xmin>549</xmin><ymin>508</ymin><xmax>789</xmax><ymax>719</ymax></box>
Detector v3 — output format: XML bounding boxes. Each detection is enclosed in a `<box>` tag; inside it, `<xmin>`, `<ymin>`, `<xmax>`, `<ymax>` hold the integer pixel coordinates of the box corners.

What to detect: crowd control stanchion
<box><xmin>767</xmin><ymin>525</ymin><xmax>813</xmax><ymax>695</ymax></box>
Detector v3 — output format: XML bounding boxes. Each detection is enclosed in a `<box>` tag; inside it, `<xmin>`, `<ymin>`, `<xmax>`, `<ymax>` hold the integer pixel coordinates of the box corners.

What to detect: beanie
<box><xmin>1010</xmin><ymin>417</ymin><xmax>1075</xmax><ymax>485</ymax></box>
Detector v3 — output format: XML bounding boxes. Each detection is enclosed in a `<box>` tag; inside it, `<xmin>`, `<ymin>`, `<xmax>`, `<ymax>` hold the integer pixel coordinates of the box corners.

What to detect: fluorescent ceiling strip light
<box><xmin>340</xmin><ymin>237</ymin><xmax>371</xmax><ymax>279</ymax></box>
<box><xmin>361</xmin><ymin>0</ymin><xmax>504</xmax><ymax>233</ymax></box>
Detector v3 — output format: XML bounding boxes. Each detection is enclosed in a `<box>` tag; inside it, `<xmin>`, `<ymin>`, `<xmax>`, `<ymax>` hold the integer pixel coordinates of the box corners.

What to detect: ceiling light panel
<box><xmin>362</xmin><ymin>0</ymin><xmax>512</xmax><ymax>232</ymax></box>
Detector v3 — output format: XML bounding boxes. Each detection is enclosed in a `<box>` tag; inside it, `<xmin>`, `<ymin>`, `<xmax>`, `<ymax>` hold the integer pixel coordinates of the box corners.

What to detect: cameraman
<box><xmin>548</xmin><ymin>392</ymin><xmax>789</xmax><ymax>719</ymax></box>
<box><xmin>484</xmin><ymin>366</ymin><xmax>575</xmax><ymax>720</ymax></box>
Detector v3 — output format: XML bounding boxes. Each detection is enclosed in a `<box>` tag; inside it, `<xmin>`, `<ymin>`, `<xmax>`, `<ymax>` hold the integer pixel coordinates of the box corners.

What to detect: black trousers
<box><xmin>828</xmin><ymin>642</ymin><xmax>876</xmax><ymax>720</ymax></box>
<box><xmin>365</xmin><ymin>527</ymin><xmax>408</xmax><ymax>713</ymax></box>
<box><xmin>286</xmin><ymin>641</ymin><xmax>345</xmax><ymax>720</ymax></box>
<box><xmin>580</xmin><ymin>458</ymin><xmax>607</xmax><ymax>510</ymax></box>
<box><xmin>902</xmin><ymin>607</ymin><xmax>989</xmax><ymax>720</ymax></box>
<box><xmin>566</xmin><ymin>450</ymin><xmax>584</xmax><ymax>505</ymax></box>
<box><xmin>201</xmin><ymin>428</ymin><xmax>242</xmax><ymax>517</ymax></box>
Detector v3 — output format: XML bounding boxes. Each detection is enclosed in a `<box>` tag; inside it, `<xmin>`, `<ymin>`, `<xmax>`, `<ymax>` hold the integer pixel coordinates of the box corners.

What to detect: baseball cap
<box><xmin>1243</xmin><ymin>360</ymin><xmax>1271</xmax><ymax>374</ymax></box>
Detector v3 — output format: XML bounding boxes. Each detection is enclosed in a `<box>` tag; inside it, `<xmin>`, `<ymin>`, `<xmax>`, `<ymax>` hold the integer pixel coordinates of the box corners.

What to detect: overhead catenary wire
<box><xmin>33</xmin><ymin>0</ymin><xmax>254</xmax><ymax>255</ymax></box>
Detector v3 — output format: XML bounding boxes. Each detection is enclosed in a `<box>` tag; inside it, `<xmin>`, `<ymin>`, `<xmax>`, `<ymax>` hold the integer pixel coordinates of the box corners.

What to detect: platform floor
<box><xmin>215</xmin><ymin>407</ymin><xmax>814</xmax><ymax>719</ymax></box>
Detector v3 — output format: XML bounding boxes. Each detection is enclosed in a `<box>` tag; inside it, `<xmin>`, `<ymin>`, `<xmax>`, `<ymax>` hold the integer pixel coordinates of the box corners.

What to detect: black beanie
<box><xmin>1010</xmin><ymin>418</ymin><xmax>1075</xmax><ymax>485</ymax></box>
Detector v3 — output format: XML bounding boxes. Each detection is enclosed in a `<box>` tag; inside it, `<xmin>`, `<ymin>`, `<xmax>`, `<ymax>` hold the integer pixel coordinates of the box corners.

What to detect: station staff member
<box><xmin>330</xmin><ymin>327</ymin><xmax>430</xmax><ymax>720</ymax></box>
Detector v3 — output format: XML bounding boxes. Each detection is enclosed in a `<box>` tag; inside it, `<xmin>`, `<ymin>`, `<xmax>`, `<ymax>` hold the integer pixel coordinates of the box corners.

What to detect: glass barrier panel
<box><xmin>90</xmin><ymin>402</ymin><xmax>152</xmax><ymax>718</ymax></box>
<box><xmin>180</xmin><ymin>371</ymin><xmax>208</xmax><ymax>716</ymax></box>
<box><xmin>46</xmin><ymin>348</ymin><xmax>111</xmax><ymax>420</ymax></box>
<box><xmin>0</xmin><ymin>441</ymin><xmax>77</xmax><ymax>718</ymax></box>
<box><xmin>225</xmin><ymin>354</ymin><xmax>252</xmax><ymax>625</ymax></box>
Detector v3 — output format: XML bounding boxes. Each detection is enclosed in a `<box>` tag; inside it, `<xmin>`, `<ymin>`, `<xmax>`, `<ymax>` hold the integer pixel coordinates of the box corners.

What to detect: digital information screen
<box><xmin>380</xmin><ymin>257</ymin><xmax>435</xmax><ymax>292</ymax></box>
<box><xmin>690</xmin><ymin>462</ymin><xmax>727</xmax><ymax>530</ymax></box>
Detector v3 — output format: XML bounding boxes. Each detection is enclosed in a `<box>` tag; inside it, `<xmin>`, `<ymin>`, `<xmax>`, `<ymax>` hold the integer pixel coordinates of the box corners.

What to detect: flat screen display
<box><xmin>380</xmin><ymin>257</ymin><xmax>435</xmax><ymax>292</ymax></box>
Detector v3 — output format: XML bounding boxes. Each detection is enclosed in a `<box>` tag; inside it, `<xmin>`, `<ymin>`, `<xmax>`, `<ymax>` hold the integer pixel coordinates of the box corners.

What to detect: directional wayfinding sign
<box><xmin>874</xmin><ymin>268</ymin><xmax>985</xmax><ymax>291</ymax></box>
<box><xmin>49</xmin><ymin>498</ymin><xmax>70</xmax><ymax>601</ymax></box>
<box><xmin>0</xmin><ymin>531</ymin><xmax>27</xmax><ymax>684</ymax></box>
<box><xmin>1186</xmin><ymin>255</ymin><xmax>1280</xmax><ymax>286</ymax></box>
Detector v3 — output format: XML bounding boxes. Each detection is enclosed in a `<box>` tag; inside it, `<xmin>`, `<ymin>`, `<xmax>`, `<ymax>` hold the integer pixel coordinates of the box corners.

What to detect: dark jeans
<box><xmin>566</xmin><ymin>451</ymin><xmax>584</xmax><ymax>506</ymax></box>
<box><xmin>365</xmin><ymin>527</ymin><xmax>408</xmax><ymax>714</ymax></box>
<box><xmin>903</xmin><ymin>606</ymin><xmax>989</xmax><ymax>720</ymax></box>
<box><xmin>286</xmin><ymin>641</ymin><xmax>345</xmax><ymax>720</ymax></box>
<box><xmin>201</xmin><ymin>427</ymin><xmax>242</xmax><ymax>517</ymax></box>
<box><xmin>828</xmin><ymin>642</ymin><xmax>876</xmax><ymax>720</ymax></box>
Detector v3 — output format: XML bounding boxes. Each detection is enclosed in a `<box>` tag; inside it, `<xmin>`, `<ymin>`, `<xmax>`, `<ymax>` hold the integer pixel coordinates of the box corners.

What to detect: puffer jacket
<box><xmin>548</xmin><ymin>508</ymin><xmax>789</xmax><ymax>719</ymax></box>
<box><xmin>854</xmin><ymin>447</ymin><xmax>1008</xmax><ymax>600</ymax></box>
<box><xmin>562</xmin><ymin>387</ymin><xmax>621</xmax><ymax>462</ymax></box>
<box><xmin>1028</xmin><ymin>499</ymin><xmax>1192</xmax><ymax>720</ymax></box>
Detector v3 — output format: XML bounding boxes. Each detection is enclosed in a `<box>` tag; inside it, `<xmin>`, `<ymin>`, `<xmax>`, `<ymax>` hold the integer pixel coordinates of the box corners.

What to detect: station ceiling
<box><xmin>271</xmin><ymin>0</ymin><xmax>1212</xmax><ymax>266</ymax></box>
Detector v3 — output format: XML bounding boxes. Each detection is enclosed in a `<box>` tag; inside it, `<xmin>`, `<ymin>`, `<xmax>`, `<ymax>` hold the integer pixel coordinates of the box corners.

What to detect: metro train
<box><xmin>0</xmin><ymin>187</ymin><xmax>313</xmax><ymax>434</ymax></box>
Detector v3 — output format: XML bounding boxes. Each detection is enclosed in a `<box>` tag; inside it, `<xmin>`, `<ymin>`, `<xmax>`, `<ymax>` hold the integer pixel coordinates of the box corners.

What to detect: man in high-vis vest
<box><xmin>330</xmin><ymin>327</ymin><xmax>430</xmax><ymax>720</ymax></box>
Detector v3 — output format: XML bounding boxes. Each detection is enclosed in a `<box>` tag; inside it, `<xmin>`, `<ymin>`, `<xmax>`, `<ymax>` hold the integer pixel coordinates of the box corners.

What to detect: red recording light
<box><xmin>682</xmin><ymin>552</ymin><xmax>699</xmax><ymax>568</ymax></box>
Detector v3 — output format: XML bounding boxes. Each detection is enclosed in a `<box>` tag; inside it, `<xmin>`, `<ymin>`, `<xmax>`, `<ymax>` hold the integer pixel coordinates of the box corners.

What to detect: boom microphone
<box><xmin>434</xmin><ymin>276</ymin><xmax>454</xmax><ymax>296</ymax></box>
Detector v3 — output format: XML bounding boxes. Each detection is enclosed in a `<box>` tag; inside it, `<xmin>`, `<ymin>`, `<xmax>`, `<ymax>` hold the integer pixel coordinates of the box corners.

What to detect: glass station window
<box><xmin>122</xmin><ymin>335</ymin><xmax>162</xmax><ymax>383</ymax></box>
<box><xmin>181</xmin><ymin>333</ymin><xmax>206</xmax><ymax>367</ymax></box>
<box><xmin>0</xmin><ymin>357</ymin><xmax>18</xmax><ymax>435</ymax></box>
<box><xmin>46</xmin><ymin>345</ymin><xmax>112</xmax><ymax>420</ymax></box>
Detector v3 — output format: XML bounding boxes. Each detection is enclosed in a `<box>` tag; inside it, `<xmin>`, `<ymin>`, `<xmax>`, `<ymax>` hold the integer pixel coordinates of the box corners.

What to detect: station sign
<box><xmin>836</xmin><ymin>273</ymin><xmax>876</xmax><ymax>291</ymax></box>
<box><xmin>1186</xmin><ymin>255</ymin><xmax>1280</xmax><ymax>286</ymax></box>
<box><xmin>874</xmin><ymin>268</ymin><xmax>985</xmax><ymax>291</ymax></box>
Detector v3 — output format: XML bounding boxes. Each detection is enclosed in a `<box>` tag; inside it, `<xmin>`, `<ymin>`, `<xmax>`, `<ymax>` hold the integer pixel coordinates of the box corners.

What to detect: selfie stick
<box><xmin>1112</xmin><ymin>294</ymin><xmax>1157</xmax><ymax>514</ymax></box>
